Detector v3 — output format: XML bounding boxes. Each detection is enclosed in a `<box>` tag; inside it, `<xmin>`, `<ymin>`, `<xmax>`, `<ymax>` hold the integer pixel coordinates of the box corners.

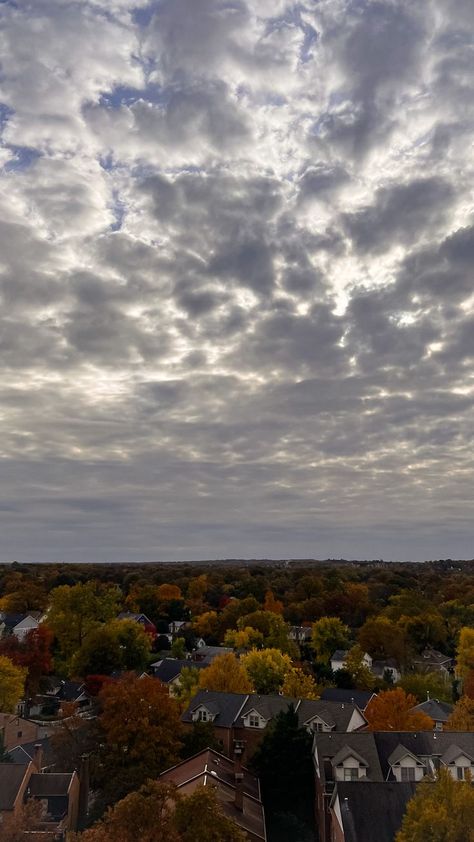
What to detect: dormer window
<box><xmin>248</xmin><ymin>714</ymin><xmax>260</xmax><ymax>728</ymax></box>
<box><xmin>344</xmin><ymin>767</ymin><xmax>359</xmax><ymax>781</ymax></box>
<box><xmin>401</xmin><ymin>767</ymin><xmax>416</xmax><ymax>782</ymax></box>
<box><xmin>198</xmin><ymin>709</ymin><xmax>208</xmax><ymax>722</ymax></box>
<box><xmin>456</xmin><ymin>766</ymin><xmax>470</xmax><ymax>780</ymax></box>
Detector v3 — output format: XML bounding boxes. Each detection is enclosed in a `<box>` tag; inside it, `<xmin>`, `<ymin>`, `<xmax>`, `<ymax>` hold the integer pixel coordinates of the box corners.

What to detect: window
<box><xmin>248</xmin><ymin>714</ymin><xmax>260</xmax><ymax>728</ymax></box>
<box><xmin>313</xmin><ymin>721</ymin><xmax>324</xmax><ymax>733</ymax></box>
<box><xmin>343</xmin><ymin>767</ymin><xmax>359</xmax><ymax>781</ymax></box>
<box><xmin>401</xmin><ymin>767</ymin><xmax>416</xmax><ymax>781</ymax></box>
<box><xmin>457</xmin><ymin>766</ymin><xmax>470</xmax><ymax>781</ymax></box>
<box><xmin>197</xmin><ymin>709</ymin><xmax>208</xmax><ymax>722</ymax></box>
<box><xmin>17</xmin><ymin>731</ymin><xmax>22</xmax><ymax>738</ymax></box>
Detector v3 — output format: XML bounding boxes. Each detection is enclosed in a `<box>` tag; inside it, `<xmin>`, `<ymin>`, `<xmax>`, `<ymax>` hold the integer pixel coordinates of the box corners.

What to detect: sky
<box><xmin>0</xmin><ymin>0</ymin><xmax>473</xmax><ymax>563</ymax></box>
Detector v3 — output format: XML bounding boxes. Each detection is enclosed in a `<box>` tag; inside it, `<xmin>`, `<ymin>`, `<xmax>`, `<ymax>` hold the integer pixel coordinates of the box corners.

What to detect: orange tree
<box><xmin>96</xmin><ymin>674</ymin><xmax>182</xmax><ymax>805</ymax></box>
<box><xmin>366</xmin><ymin>688</ymin><xmax>434</xmax><ymax>731</ymax></box>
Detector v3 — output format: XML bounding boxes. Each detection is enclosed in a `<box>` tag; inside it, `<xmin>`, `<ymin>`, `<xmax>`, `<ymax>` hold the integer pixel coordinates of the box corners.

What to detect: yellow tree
<box><xmin>311</xmin><ymin>617</ymin><xmax>350</xmax><ymax>663</ymax></box>
<box><xmin>199</xmin><ymin>654</ymin><xmax>253</xmax><ymax>694</ymax></box>
<box><xmin>446</xmin><ymin>696</ymin><xmax>474</xmax><ymax>731</ymax></box>
<box><xmin>240</xmin><ymin>648</ymin><xmax>293</xmax><ymax>695</ymax></box>
<box><xmin>456</xmin><ymin>627</ymin><xmax>474</xmax><ymax>680</ymax></box>
<box><xmin>0</xmin><ymin>655</ymin><xmax>26</xmax><ymax>712</ymax></box>
<box><xmin>224</xmin><ymin>626</ymin><xmax>264</xmax><ymax>651</ymax></box>
<box><xmin>344</xmin><ymin>645</ymin><xmax>375</xmax><ymax>691</ymax></box>
<box><xmin>396</xmin><ymin>768</ymin><xmax>474</xmax><ymax>842</ymax></box>
<box><xmin>366</xmin><ymin>688</ymin><xmax>434</xmax><ymax>732</ymax></box>
<box><xmin>193</xmin><ymin>611</ymin><xmax>219</xmax><ymax>639</ymax></box>
<box><xmin>281</xmin><ymin>667</ymin><xmax>320</xmax><ymax>700</ymax></box>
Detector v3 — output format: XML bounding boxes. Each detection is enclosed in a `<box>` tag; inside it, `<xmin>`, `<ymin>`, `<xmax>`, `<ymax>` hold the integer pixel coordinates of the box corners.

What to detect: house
<box><xmin>7</xmin><ymin>736</ymin><xmax>54</xmax><ymax>770</ymax></box>
<box><xmin>0</xmin><ymin>713</ymin><xmax>40</xmax><ymax>750</ymax></box>
<box><xmin>330</xmin><ymin>650</ymin><xmax>372</xmax><ymax>673</ymax></box>
<box><xmin>191</xmin><ymin>645</ymin><xmax>234</xmax><ymax>665</ymax></box>
<box><xmin>320</xmin><ymin>688</ymin><xmax>377</xmax><ymax>712</ymax></box>
<box><xmin>411</xmin><ymin>699</ymin><xmax>453</xmax><ymax>731</ymax></box>
<box><xmin>0</xmin><ymin>612</ymin><xmax>42</xmax><ymax>640</ymax></box>
<box><xmin>289</xmin><ymin>626</ymin><xmax>312</xmax><ymax>644</ymax></box>
<box><xmin>117</xmin><ymin>612</ymin><xmax>157</xmax><ymax>639</ymax></box>
<box><xmin>0</xmin><ymin>745</ymin><xmax>82</xmax><ymax>836</ymax></box>
<box><xmin>313</xmin><ymin>730</ymin><xmax>474</xmax><ymax>842</ymax></box>
<box><xmin>182</xmin><ymin>690</ymin><xmax>367</xmax><ymax>762</ymax></box>
<box><xmin>411</xmin><ymin>648</ymin><xmax>453</xmax><ymax>677</ymax></box>
<box><xmin>159</xmin><ymin>748</ymin><xmax>266</xmax><ymax>842</ymax></box>
<box><xmin>329</xmin><ymin>781</ymin><xmax>417</xmax><ymax>842</ymax></box>
<box><xmin>150</xmin><ymin>658</ymin><xmax>206</xmax><ymax>692</ymax></box>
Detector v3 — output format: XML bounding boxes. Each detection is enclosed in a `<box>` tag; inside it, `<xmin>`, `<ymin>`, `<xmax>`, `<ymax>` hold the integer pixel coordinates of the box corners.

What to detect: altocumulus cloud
<box><xmin>0</xmin><ymin>0</ymin><xmax>473</xmax><ymax>561</ymax></box>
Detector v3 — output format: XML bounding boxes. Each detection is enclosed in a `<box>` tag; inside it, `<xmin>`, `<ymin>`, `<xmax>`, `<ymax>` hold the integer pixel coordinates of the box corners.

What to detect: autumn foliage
<box><xmin>365</xmin><ymin>688</ymin><xmax>434</xmax><ymax>732</ymax></box>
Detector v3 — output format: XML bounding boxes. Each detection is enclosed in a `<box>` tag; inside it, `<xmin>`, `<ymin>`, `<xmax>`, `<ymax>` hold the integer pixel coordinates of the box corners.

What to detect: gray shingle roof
<box><xmin>152</xmin><ymin>658</ymin><xmax>204</xmax><ymax>683</ymax></box>
<box><xmin>331</xmin><ymin>650</ymin><xmax>349</xmax><ymax>661</ymax></box>
<box><xmin>27</xmin><ymin>772</ymin><xmax>75</xmax><ymax>797</ymax></box>
<box><xmin>238</xmin><ymin>695</ymin><xmax>299</xmax><ymax>725</ymax></box>
<box><xmin>314</xmin><ymin>733</ymin><xmax>383</xmax><ymax>783</ymax></box>
<box><xmin>0</xmin><ymin>763</ymin><xmax>29</xmax><ymax>810</ymax></box>
<box><xmin>320</xmin><ymin>688</ymin><xmax>375</xmax><ymax>710</ymax></box>
<box><xmin>183</xmin><ymin>690</ymin><xmax>249</xmax><ymax>727</ymax></box>
<box><xmin>335</xmin><ymin>782</ymin><xmax>417</xmax><ymax>842</ymax></box>
<box><xmin>373</xmin><ymin>732</ymin><xmax>474</xmax><ymax>779</ymax></box>
<box><xmin>412</xmin><ymin>699</ymin><xmax>453</xmax><ymax>722</ymax></box>
<box><xmin>7</xmin><ymin>737</ymin><xmax>52</xmax><ymax>767</ymax></box>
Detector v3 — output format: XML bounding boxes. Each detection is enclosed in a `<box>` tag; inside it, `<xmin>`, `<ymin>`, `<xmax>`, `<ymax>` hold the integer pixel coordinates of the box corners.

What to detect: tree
<box><xmin>399</xmin><ymin>672</ymin><xmax>452</xmax><ymax>704</ymax></box>
<box><xmin>281</xmin><ymin>667</ymin><xmax>320</xmax><ymax>700</ymax></box>
<box><xmin>1</xmin><ymin>800</ymin><xmax>56</xmax><ymax>842</ymax></box>
<box><xmin>365</xmin><ymin>688</ymin><xmax>434</xmax><ymax>731</ymax></box>
<box><xmin>456</xmin><ymin>627</ymin><xmax>474</xmax><ymax>680</ymax></box>
<box><xmin>223</xmin><ymin>626</ymin><xmax>264</xmax><ymax>652</ymax></box>
<box><xmin>193</xmin><ymin>611</ymin><xmax>219</xmax><ymax>640</ymax></box>
<box><xmin>72</xmin><ymin>780</ymin><xmax>181</xmax><ymax>842</ymax></box>
<box><xmin>72</xmin><ymin>620</ymin><xmax>151</xmax><ymax>678</ymax></box>
<box><xmin>237</xmin><ymin>611</ymin><xmax>295</xmax><ymax>654</ymax></box>
<box><xmin>358</xmin><ymin>616</ymin><xmax>407</xmax><ymax>665</ymax></box>
<box><xmin>343</xmin><ymin>645</ymin><xmax>375</xmax><ymax>691</ymax></box>
<box><xmin>180</xmin><ymin>720</ymin><xmax>221</xmax><ymax>759</ymax></box>
<box><xmin>157</xmin><ymin>584</ymin><xmax>182</xmax><ymax>602</ymax></box>
<box><xmin>311</xmin><ymin>617</ymin><xmax>350</xmax><ymax>663</ymax></box>
<box><xmin>186</xmin><ymin>575</ymin><xmax>208</xmax><ymax>616</ymax></box>
<box><xmin>199</xmin><ymin>654</ymin><xmax>253</xmax><ymax>694</ymax></box>
<box><xmin>396</xmin><ymin>767</ymin><xmax>474</xmax><ymax>842</ymax></box>
<box><xmin>97</xmin><ymin>675</ymin><xmax>182</xmax><ymax>803</ymax></box>
<box><xmin>0</xmin><ymin>655</ymin><xmax>26</xmax><ymax>712</ymax></box>
<box><xmin>240</xmin><ymin>648</ymin><xmax>293</xmax><ymax>695</ymax></box>
<box><xmin>251</xmin><ymin>705</ymin><xmax>315</xmax><ymax>842</ymax></box>
<box><xmin>173</xmin><ymin>666</ymin><xmax>201</xmax><ymax>708</ymax></box>
<box><xmin>263</xmin><ymin>590</ymin><xmax>284</xmax><ymax>615</ymax></box>
<box><xmin>446</xmin><ymin>696</ymin><xmax>474</xmax><ymax>731</ymax></box>
<box><xmin>47</xmin><ymin>582</ymin><xmax>120</xmax><ymax>669</ymax></box>
<box><xmin>171</xmin><ymin>637</ymin><xmax>187</xmax><ymax>660</ymax></box>
<box><xmin>0</xmin><ymin>625</ymin><xmax>53</xmax><ymax>703</ymax></box>
<box><xmin>174</xmin><ymin>786</ymin><xmax>247</xmax><ymax>842</ymax></box>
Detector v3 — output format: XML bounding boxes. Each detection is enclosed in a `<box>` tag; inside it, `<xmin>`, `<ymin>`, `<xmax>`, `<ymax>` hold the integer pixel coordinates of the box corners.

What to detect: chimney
<box><xmin>78</xmin><ymin>754</ymin><xmax>90</xmax><ymax>831</ymax></box>
<box><xmin>33</xmin><ymin>743</ymin><xmax>43</xmax><ymax>772</ymax></box>
<box><xmin>233</xmin><ymin>740</ymin><xmax>245</xmax><ymax>813</ymax></box>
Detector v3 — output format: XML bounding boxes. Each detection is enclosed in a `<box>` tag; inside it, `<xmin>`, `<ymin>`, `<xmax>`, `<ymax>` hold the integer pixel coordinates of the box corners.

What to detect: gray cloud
<box><xmin>0</xmin><ymin>0</ymin><xmax>472</xmax><ymax>562</ymax></box>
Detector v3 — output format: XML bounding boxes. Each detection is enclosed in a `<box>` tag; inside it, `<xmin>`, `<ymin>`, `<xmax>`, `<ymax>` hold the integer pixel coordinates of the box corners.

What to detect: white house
<box><xmin>330</xmin><ymin>650</ymin><xmax>372</xmax><ymax>673</ymax></box>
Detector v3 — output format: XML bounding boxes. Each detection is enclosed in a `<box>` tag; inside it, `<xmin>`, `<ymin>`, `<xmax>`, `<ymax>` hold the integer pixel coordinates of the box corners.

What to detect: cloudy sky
<box><xmin>0</xmin><ymin>0</ymin><xmax>473</xmax><ymax>563</ymax></box>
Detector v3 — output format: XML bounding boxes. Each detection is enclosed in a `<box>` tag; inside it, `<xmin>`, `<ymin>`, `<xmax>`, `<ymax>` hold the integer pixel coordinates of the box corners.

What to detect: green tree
<box><xmin>240</xmin><ymin>648</ymin><xmax>293</xmax><ymax>695</ymax></box>
<box><xmin>171</xmin><ymin>638</ymin><xmax>187</xmax><ymax>660</ymax></box>
<box><xmin>311</xmin><ymin>617</ymin><xmax>350</xmax><ymax>663</ymax></box>
<box><xmin>251</xmin><ymin>705</ymin><xmax>315</xmax><ymax>842</ymax></box>
<box><xmin>71</xmin><ymin>620</ymin><xmax>151</xmax><ymax>678</ymax></box>
<box><xmin>47</xmin><ymin>582</ymin><xmax>120</xmax><ymax>670</ymax></box>
<box><xmin>173</xmin><ymin>666</ymin><xmax>201</xmax><ymax>708</ymax></box>
<box><xmin>0</xmin><ymin>655</ymin><xmax>26</xmax><ymax>712</ymax></box>
<box><xmin>399</xmin><ymin>672</ymin><xmax>452</xmax><ymax>704</ymax></box>
<box><xmin>396</xmin><ymin>768</ymin><xmax>474</xmax><ymax>842</ymax></box>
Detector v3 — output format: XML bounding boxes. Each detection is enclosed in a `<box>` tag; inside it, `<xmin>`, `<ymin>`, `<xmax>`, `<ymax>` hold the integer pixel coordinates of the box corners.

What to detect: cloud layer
<box><xmin>0</xmin><ymin>0</ymin><xmax>472</xmax><ymax>561</ymax></box>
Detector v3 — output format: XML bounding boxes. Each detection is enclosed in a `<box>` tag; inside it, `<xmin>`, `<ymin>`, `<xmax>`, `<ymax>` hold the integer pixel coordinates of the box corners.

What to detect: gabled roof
<box><xmin>298</xmin><ymin>699</ymin><xmax>365</xmax><ymax>731</ymax></box>
<box><xmin>160</xmin><ymin>749</ymin><xmax>266</xmax><ymax>841</ymax></box>
<box><xmin>320</xmin><ymin>688</ymin><xmax>376</xmax><ymax>710</ymax></box>
<box><xmin>0</xmin><ymin>762</ymin><xmax>30</xmax><ymax>810</ymax></box>
<box><xmin>0</xmin><ymin>612</ymin><xmax>27</xmax><ymax>628</ymax></box>
<box><xmin>55</xmin><ymin>681</ymin><xmax>86</xmax><ymax>701</ymax></box>
<box><xmin>388</xmin><ymin>744</ymin><xmax>426</xmax><ymax>767</ymax></box>
<box><xmin>412</xmin><ymin>699</ymin><xmax>453</xmax><ymax>722</ymax></box>
<box><xmin>441</xmin><ymin>744</ymin><xmax>474</xmax><ymax>765</ymax></box>
<box><xmin>413</xmin><ymin>648</ymin><xmax>452</xmax><ymax>665</ymax></box>
<box><xmin>314</xmin><ymin>733</ymin><xmax>383</xmax><ymax>784</ymax></box>
<box><xmin>333</xmin><ymin>782</ymin><xmax>417</xmax><ymax>842</ymax></box>
<box><xmin>238</xmin><ymin>694</ymin><xmax>298</xmax><ymax>726</ymax></box>
<box><xmin>332</xmin><ymin>744</ymin><xmax>369</xmax><ymax>768</ymax></box>
<box><xmin>152</xmin><ymin>658</ymin><xmax>205</xmax><ymax>683</ymax></box>
<box><xmin>7</xmin><ymin>737</ymin><xmax>52</xmax><ymax>767</ymax></box>
<box><xmin>182</xmin><ymin>691</ymin><xmax>249</xmax><ymax>727</ymax></box>
<box><xmin>331</xmin><ymin>650</ymin><xmax>349</xmax><ymax>661</ymax></box>
<box><xmin>117</xmin><ymin>611</ymin><xmax>155</xmax><ymax>625</ymax></box>
<box><xmin>373</xmin><ymin>732</ymin><xmax>474</xmax><ymax>779</ymax></box>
